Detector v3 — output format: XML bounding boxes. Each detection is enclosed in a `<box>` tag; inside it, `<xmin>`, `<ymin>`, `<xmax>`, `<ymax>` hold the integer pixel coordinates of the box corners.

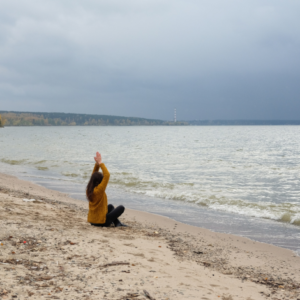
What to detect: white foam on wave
<box><xmin>116</xmin><ymin>181</ymin><xmax>300</xmax><ymax>226</ymax></box>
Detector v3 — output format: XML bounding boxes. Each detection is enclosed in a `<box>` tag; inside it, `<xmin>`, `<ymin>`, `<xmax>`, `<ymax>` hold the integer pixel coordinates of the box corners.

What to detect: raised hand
<box><xmin>94</xmin><ymin>152</ymin><xmax>103</xmax><ymax>165</ymax></box>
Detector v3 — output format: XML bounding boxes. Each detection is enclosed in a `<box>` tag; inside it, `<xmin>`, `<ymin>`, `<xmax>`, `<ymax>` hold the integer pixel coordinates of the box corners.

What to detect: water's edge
<box><xmin>3</xmin><ymin>166</ymin><xmax>299</xmax><ymax>256</ymax></box>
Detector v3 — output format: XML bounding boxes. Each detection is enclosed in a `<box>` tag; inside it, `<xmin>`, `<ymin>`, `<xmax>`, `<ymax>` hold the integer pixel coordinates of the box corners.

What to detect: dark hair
<box><xmin>86</xmin><ymin>172</ymin><xmax>103</xmax><ymax>201</ymax></box>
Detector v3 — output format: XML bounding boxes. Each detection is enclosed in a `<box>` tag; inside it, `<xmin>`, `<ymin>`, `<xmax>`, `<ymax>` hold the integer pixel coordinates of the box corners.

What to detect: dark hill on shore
<box><xmin>1</xmin><ymin>111</ymin><xmax>299</xmax><ymax>126</ymax></box>
<box><xmin>0</xmin><ymin>111</ymin><xmax>186</xmax><ymax>126</ymax></box>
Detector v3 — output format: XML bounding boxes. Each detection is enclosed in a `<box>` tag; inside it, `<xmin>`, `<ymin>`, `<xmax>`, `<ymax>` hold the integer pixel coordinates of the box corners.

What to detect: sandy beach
<box><xmin>0</xmin><ymin>172</ymin><xmax>300</xmax><ymax>300</ymax></box>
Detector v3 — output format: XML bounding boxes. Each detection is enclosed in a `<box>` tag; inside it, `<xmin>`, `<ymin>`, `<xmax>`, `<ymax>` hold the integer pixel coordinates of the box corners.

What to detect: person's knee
<box><xmin>108</xmin><ymin>204</ymin><xmax>114</xmax><ymax>210</ymax></box>
<box><xmin>120</xmin><ymin>205</ymin><xmax>125</xmax><ymax>213</ymax></box>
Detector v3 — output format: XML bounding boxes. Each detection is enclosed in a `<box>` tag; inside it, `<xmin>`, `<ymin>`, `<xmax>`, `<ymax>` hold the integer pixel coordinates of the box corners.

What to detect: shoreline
<box><xmin>2</xmin><ymin>167</ymin><xmax>300</xmax><ymax>253</ymax></box>
<box><xmin>1</xmin><ymin>172</ymin><xmax>300</xmax><ymax>299</ymax></box>
<box><xmin>3</xmin><ymin>164</ymin><xmax>300</xmax><ymax>254</ymax></box>
<box><xmin>1</xmin><ymin>170</ymin><xmax>300</xmax><ymax>255</ymax></box>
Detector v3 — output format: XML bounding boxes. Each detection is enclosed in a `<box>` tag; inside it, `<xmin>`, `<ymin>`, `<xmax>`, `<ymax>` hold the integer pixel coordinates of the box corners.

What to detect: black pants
<box><xmin>91</xmin><ymin>204</ymin><xmax>125</xmax><ymax>227</ymax></box>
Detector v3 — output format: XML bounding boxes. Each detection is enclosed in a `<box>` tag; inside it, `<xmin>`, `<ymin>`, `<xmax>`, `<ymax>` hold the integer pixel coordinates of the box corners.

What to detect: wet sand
<box><xmin>0</xmin><ymin>172</ymin><xmax>300</xmax><ymax>300</ymax></box>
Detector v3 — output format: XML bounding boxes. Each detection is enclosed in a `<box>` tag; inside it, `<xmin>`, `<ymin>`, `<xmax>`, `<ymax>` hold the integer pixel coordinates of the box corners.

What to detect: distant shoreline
<box><xmin>189</xmin><ymin>120</ymin><xmax>300</xmax><ymax>126</ymax></box>
<box><xmin>1</xmin><ymin>111</ymin><xmax>300</xmax><ymax>126</ymax></box>
<box><xmin>0</xmin><ymin>111</ymin><xmax>186</xmax><ymax>126</ymax></box>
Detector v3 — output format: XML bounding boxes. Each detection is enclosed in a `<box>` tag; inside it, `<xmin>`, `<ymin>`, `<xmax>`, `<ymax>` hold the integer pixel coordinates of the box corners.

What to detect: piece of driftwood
<box><xmin>100</xmin><ymin>261</ymin><xmax>130</xmax><ymax>268</ymax></box>
<box><xmin>143</xmin><ymin>290</ymin><xmax>156</xmax><ymax>300</ymax></box>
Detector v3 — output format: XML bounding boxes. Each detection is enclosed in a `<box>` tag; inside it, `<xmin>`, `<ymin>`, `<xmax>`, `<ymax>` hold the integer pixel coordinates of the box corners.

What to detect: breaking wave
<box><xmin>109</xmin><ymin>173</ymin><xmax>300</xmax><ymax>227</ymax></box>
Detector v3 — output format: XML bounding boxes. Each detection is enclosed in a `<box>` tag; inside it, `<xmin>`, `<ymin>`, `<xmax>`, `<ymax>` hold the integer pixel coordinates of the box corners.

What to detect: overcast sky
<box><xmin>0</xmin><ymin>0</ymin><xmax>300</xmax><ymax>120</ymax></box>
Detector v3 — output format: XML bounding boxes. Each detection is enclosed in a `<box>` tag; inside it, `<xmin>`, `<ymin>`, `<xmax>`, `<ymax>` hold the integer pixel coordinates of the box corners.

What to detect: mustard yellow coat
<box><xmin>87</xmin><ymin>163</ymin><xmax>110</xmax><ymax>224</ymax></box>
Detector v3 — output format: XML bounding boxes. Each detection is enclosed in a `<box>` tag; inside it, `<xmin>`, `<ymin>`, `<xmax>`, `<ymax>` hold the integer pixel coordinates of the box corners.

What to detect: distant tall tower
<box><xmin>174</xmin><ymin>108</ymin><xmax>177</xmax><ymax>123</ymax></box>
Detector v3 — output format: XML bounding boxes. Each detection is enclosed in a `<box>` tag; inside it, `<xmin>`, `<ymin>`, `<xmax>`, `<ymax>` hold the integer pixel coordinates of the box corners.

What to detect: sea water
<box><xmin>0</xmin><ymin>126</ymin><xmax>300</xmax><ymax>254</ymax></box>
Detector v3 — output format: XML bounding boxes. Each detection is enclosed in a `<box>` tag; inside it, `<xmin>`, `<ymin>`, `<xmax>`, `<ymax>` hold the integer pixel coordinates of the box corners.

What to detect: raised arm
<box><xmin>92</xmin><ymin>151</ymin><xmax>103</xmax><ymax>175</ymax></box>
<box><xmin>93</xmin><ymin>152</ymin><xmax>110</xmax><ymax>194</ymax></box>
<box><xmin>98</xmin><ymin>163</ymin><xmax>110</xmax><ymax>189</ymax></box>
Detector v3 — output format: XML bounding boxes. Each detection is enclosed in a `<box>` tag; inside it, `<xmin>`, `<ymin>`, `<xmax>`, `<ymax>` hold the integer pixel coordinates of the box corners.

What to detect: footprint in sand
<box><xmin>123</xmin><ymin>243</ymin><xmax>135</xmax><ymax>247</ymax></box>
<box><xmin>129</xmin><ymin>253</ymin><xmax>145</xmax><ymax>258</ymax></box>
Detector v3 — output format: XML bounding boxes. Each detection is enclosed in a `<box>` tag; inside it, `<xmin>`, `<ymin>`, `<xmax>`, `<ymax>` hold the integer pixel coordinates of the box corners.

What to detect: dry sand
<box><xmin>0</xmin><ymin>172</ymin><xmax>299</xmax><ymax>300</ymax></box>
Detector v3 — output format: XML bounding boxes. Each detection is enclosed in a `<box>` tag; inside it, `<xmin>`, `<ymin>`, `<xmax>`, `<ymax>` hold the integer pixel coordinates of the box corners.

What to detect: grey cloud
<box><xmin>0</xmin><ymin>0</ymin><xmax>300</xmax><ymax>120</ymax></box>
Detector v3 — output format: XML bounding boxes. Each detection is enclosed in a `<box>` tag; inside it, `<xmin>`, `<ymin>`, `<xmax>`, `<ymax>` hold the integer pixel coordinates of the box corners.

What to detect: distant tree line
<box><xmin>0</xmin><ymin>114</ymin><xmax>4</xmax><ymax>127</ymax></box>
<box><xmin>0</xmin><ymin>111</ymin><xmax>187</xmax><ymax>126</ymax></box>
<box><xmin>1</xmin><ymin>112</ymin><xmax>300</xmax><ymax>127</ymax></box>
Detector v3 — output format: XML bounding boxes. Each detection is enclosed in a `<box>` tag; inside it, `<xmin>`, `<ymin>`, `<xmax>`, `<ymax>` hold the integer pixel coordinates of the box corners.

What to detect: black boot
<box><xmin>113</xmin><ymin>219</ymin><xmax>128</xmax><ymax>227</ymax></box>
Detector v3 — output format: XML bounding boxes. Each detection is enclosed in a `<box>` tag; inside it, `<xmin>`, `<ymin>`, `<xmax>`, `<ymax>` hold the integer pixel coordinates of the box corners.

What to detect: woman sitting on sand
<box><xmin>86</xmin><ymin>152</ymin><xmax>126</xmax><ymax>227</ymax></box>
